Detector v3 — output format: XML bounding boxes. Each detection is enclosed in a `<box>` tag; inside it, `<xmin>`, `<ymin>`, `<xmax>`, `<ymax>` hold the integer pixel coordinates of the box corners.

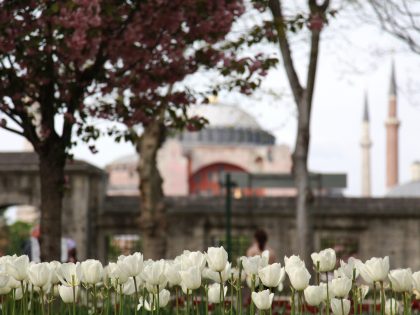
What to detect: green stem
<box><xmin>219</xmin><ymin>272</ymin><xmax>225</xmax><ymax>315</ymax></box>
<box><xmin>187</xmin><ymin>289</ymin><xmax>190</xmax><ymax>315</ymax></box>
<box><xmin>119</xmin><ymin>284</ymin><xmax>124</xmax><ymax>315</ymax></box>
<box><xmin>251</xmin><ymin>275</ymin><xmax>256</xmax><ymax>315</ymax></box>
<box><xmin>230</xmin><ymin>274</ymin><xmax>234</xmax><ymax>315</ymax></box>
<box><xmin>298</xmin><ymin>291</ymin><xmax>303</xmax><ymax>315</ymax></box>
<box><xmin>373</xmin><ymin>281</ymin><xmax>377</xmax><ymax>315</ymax></box>
<box><xmin>134</xmin><ymin>277</ymin><xmax>139</xmax><ymax>315</ymax></box>
<box><xmin>238</xmin><ymin>261</ymin><xmax>243</xmax><ymax>315</ymax></box>
<box><xmin>71</xmin><ymin>275</ymin><xmax>76</xmax><ymax>315</ymax></box>
<box><xmin>175</xmin><ymin>287</ymin><xmax>179</xmax><ymax>315</ymax></box>
<box><xmin>12</xmin><ymin>289</ymin><xmax>15</xmax><ymax>315</ymax></box>
<box><xmin>380</xmin><ymin>281</ymin><xmax>385</xmax><ymax>315</ymax></box>
<box><xmin>157</xmin><ymin>285</ymin><xmax>160</xmax><ymax>315</ymax></box>
<box><xmin>291</xmin><ymin>288</ymin><xmax>295</xmax><ymax>315</ymax></box>
<box><xmin>340</xmin><ymin>298</ymin><xmax>344</xmax><ymax>315</ymax></box>
<box><xmin>204</xmin><ymin>285</ymin><xmax>208</xmax><ymax>315</ymax></box>
<box><xmin>325</xmin><ymin>273</ymin><xmax>330</xmax><ymax>315</ymax></box>
<box><xmin>40</xmin><ymin>287</ymin><xmax>46</xmax><ymax>315</ymax></box>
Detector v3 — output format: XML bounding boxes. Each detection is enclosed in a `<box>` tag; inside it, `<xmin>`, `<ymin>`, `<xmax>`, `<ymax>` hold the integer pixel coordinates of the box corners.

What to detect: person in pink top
<box><xmin>246</xmin><ymin>229</ymin><xmax>277</xmax><ymax>264</ymax></box>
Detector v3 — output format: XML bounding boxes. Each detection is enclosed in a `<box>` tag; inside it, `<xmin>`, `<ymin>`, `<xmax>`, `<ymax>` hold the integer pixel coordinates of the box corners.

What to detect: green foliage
<box><xmin>6</xmin><ymin>221</ymin><xmax>32</xmax><ymax>256</ymax></box>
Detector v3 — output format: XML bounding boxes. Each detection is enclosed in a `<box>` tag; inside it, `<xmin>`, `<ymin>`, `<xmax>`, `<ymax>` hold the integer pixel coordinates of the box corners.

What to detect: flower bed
<box><xmin>0</xmin><ymin>247</ymin><xmax>419</xmax><ymax>314</ymax></box>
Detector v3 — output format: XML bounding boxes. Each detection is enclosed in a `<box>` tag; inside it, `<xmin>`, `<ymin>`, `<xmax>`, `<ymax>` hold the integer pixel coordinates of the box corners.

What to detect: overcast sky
<box><xmin>1</xmin><ymin>4</ymin><xmax>419</xmax><ymax>197</ymax></box>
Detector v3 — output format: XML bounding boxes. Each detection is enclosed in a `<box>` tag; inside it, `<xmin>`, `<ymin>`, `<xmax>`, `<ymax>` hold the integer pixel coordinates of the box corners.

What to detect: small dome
<box><xmin>386</xmin><ymin>180</ymin><xmax>420</xmax><ymax>197</ymax></box>
<box><xmin>188</xmin><ymin>103</ymin><xmax>261</xmax><ymax>130</ymax></box>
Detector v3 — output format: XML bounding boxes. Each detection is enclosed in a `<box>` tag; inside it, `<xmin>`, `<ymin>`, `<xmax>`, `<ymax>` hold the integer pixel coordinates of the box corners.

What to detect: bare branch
<box><xmin>0</xmin><ymin>124</ymin><xmax>24</xmax><ymax>136</ymax></box>
<box><xmin>268</xmin><ymin>0</ymin><xmax>304</xmax><ymax>104</ymax></box>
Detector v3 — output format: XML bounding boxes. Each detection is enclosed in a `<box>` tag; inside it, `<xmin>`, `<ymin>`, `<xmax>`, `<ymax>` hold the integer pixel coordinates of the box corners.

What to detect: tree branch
<box><xmin>0</xmin><ymin>124</ymin><xmax>24</xmax><ymax>136</ymax></box>
<box><xmin>268</xmin><ymin>0</ymin><xmax>303</xmax><ymax>104</ymax></box>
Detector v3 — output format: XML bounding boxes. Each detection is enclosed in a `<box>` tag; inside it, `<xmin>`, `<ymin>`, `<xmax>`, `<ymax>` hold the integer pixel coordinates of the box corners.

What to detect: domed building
<box><xmin>386</xmin><ymin>162</ymin><xmax>420</xmax><ymax>198</ymax></box>
<box><xmin>106</xmin><ymin>102</ymin><xmax>294</xmax><ymax>197</ymax></box>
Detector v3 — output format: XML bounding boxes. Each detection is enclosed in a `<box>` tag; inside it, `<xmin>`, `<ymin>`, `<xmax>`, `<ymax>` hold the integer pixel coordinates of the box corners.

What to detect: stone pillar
<box><xmin>386</xmin><ymin>62</ymin><xmax>400</xmax><ymax>189</ymax></box>
<box><xmin>360</xmin><ymin>93</ymin><xmax>372</xmax><ymax>197</ymax></box>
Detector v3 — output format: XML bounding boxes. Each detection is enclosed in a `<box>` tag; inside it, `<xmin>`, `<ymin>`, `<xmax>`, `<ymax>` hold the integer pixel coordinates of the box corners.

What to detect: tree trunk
<box><xmin>38</xmin><ymin>144</ymin><xmax>66</xmax><ymax>261</ymax></box>
<box><xmin>137</xmin><ymin>119</ymin><xmax>167</xmax><ymax>260</ymax></box>
<box><xmin>293</xmin><ymin>94</ymin><xmax>314</xmax><ymax>266</ymax></box>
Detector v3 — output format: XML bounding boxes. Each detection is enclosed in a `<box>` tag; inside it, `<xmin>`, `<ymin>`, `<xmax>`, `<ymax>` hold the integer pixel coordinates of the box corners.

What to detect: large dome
<box><xmin>179</xmin><ymin>102</ymin><xmax>275</xmax><ymax>146</ymax></box>
<box><xmin>386</xmin><ymin>180</ymin><xmax>420</xmax><ymax>197</ymax></box>
<box><xmin>188</xmin><ymin>103</ymin><xmax>261</xmax><ymax>130</ymax></box>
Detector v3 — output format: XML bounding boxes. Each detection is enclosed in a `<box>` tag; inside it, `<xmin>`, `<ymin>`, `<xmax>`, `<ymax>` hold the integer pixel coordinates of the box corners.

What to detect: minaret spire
<box><xmin>386</xmin><ymin>59</ymin><xmax>400</xmax><ymax>189</ymax></box>
<box><xmin>361</xmin><ymin>91</ymin><xmax>372</xmax><ymax>197</ymax></box>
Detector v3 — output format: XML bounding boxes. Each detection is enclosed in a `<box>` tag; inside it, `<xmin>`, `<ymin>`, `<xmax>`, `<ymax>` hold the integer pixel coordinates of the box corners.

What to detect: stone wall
<box><xmin>100</xmin><ymin>196</ymin><xmax>420</xmax><ymax>269</ymax></box>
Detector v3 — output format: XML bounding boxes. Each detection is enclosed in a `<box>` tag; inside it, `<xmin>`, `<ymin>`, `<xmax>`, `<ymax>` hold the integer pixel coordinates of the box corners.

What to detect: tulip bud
<box><xmin>251</xmin><ymin>289</ymin><xmax>274</xmax><ymax>310</ymax></box>
<box><xmin>142</xmin><ymin>260</ymin><xmax>167</xmax><ymax>287</ymax></box>
<box><xmin>165</xmin><ymin>262</ymin><xmax>182</xmax><ymax>287</ymax></box>
<box><xmin>117</xmin><ymin>252</ymin><xmax>143</xmax><ymax>277</ymax></box>
<box><xmin>78</xmin><ymin>259</ymin><xmax>104</xmax><ymax>285</ymax></box>
<box><xmin>207</xmin><ymin>283</ymin><xmax>227</xmax><ymax>304</ymax></box>
<box><xmin>59</xmin><ymin>285</ymin><xmax>79</xmax><ymax>303</ymax></box>
<box><xmin>311</xmin><ymin>248</ymin><xmax>336</xmax><ymax>272</ymax></box>
<box><xmin>287</xmin><ymin>266</ymin><xmax>311</xmax><ymax>291</ymax></box>
<box><xmin>180</xmin><ymin>266</ymin><xmax>201</xmax><ymax>290</ymax></box>
<box><xmin>28</xmin><ymin>262</ymin><xmax>52</xmax><ymax>289</ymax></box>
<box><xmin>258</xmin><ymin>263</ymin><xmax>283</xmax><ymax>288</ymax></box>
<box><xmin>388</xmin><ymin>268</ymin><xmax>413</xmax><ymax>292</ymax></box>
<box><xmin>330</xmin><ymin>298</ymin><xmax>350</xmax><ymax>315</ymax></box>
<box><xmin>330</xmin><ymin>277</ymin><xmax>352</xmax><ymax>298</ymax></box>
<box><xmin>7</xmin><ymin>255</ymin><xmax>29</xmax><ymax>281</ymax></box>
<box><xmin>57</xmin><ymin>262</ymin><xmax>80</xmax><ymax>287</ymax></box>
<box><xmin>304</xmin><ymin>285</ymin><xmax>324</xmax><ymax>306</ymax></box>
<box><xmin>206</xmin><ymin>247</ymin><xmax>228</xmax><ymax>272</ymax></box>
<box><xmin>356</xmin><ymin>257</ymin><xmax>389</xmax><ymax>283</ymax></box>
<box><xmin>284</xmin><ymin>255</ymin><xmax>305</xmax><ymax>274</ymax></box>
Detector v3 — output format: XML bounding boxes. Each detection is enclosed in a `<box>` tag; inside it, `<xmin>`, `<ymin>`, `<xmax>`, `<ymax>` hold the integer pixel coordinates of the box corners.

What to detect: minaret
<box><xmin>385</xmin><ymin>61</ymin><xmax>400</xmax><ymax>189</ymax></box>
<box><xmin>360</xmin><ymin>92</ymin><xmax>372</xmax><ymax>197</ymax></box>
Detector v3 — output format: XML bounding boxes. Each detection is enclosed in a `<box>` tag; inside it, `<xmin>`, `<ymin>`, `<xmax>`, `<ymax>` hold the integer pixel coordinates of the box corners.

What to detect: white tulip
<box><xmin>142</xmin><ymin>259</ymin><xmax>167</xmax><ymax>287</ymax></box>
<box><xmin>0</xmin><ymin>286</ymin><xmax>11</xmax><ymax>295</ymax></box>
<box><xmin>207</xmin><ymin>283</ymin><xmax>227</xmax><ymax>304</ymax></box>
<box><xmin>241</xmin><ymin>253</ymin><xmax>268</xmax><ymax>276</ymax></box>
<box><xmin>287</xmin><ymin>266</ymin><xmax>311</xmax><ymax>291</ymax></box>
<box><xmin>284</xmin><ymin>255</ymin><xmax>305</xmax><ymax>273</ymax></box>
<box><xmin>180</xmin><ymin>251</ymin><xmax>206</xmax><ymax>271</ymax></box>
<box><xmin>107</xmin><ymin>262</ymin><xmax>130</xmax><ymax>285</ymax></box>
<box><xmin>59</xmin><ymin>285</ymin><xmax>79</xmax><ymax>303</ymax></box>
<box><xmin>7</xmin><ymin>255</ymin><xmax>29</xmax><ymax>281</ymax></box>
<box><xmin>246</xmin><ymin>274</ymin><xmax>260</xmax><ymax>289</ymax></box>
<box><xmin>335</xmin><ymin>258</ymin><xmax>361</xmax><ymax>280</ymax></box>
<box><xmin>304</xmin><ymin>285</ymin><xmax>324</xmax><ymax>306</ymax></box>
<box><xmin>388</xmin><ymin>268</ymin><xmax>413</xmax><ymax>292</ymax></box>
<box><xmin>251</xmin><ymin>289</ymin><xmax>274</xmax><ymax>310</ymax></box>
<box><xmin>413</xmin><ymin>271</ymin><xmax>420</xmax><ymax>291</ymax></box>
<box><xmin>78</xmin><ymin>259</ymin><xmax>104</xmax><ymax>285</ymax></box>
<box><xmin>28</xmin><ymin>262</ymin><xmax>52</xmax><ymax>289</ymax></box>
<box><xmin>13</xmin><ymin>287</ymin><xmax>23</xmax><ymax>300</ymax></box>
<box><xmin>330</xmin><ymin>298</ymin><xmax>351</xmax><ymax>315</ymax></box>
<box><xmin>320</xmin><ymin>282</ymin><xmax>333</xmax><ymax>301</ymax></box>
<box><xmin>137</xmin><ymin>289</ymin><xmax>170</xmax><ymax>311</ymax></box>
<box><xmin>206</xmin><ymin>247</ymin><xmax>228</xmax><ymax>272</ymax></box>
<box><xmin>165</xmin><ymin>262</ymin><xmax>182</xmax><ymax>287</ymax></box>
<box><xmin>57</xmin><ymin>262</ymin><xmax>80</xmax><ymax>287</ymax></box>
<box><xmin>202</xmin><ymin>262</ymin><xmax>231</xmax><ymax>283</ymax></box>
<box><xmin>117</xmin><ymin>252</ymin><xmax>143</xmax><ymax>277</ymax></box>
<box><xmin>258</xmin><ymin>263</ymin><xmax>283</xmax><ymax>288</ymax></box>
<box><xmin>231</xmin><ymin>267</ymin><xmax>246</xmax><ymax>282</ymax></box>
<box><xmin>385</xmin><ymin>298</ymin><xmax>400</xmax><ymax>315</ymax></box>
<box><xmin>359</xmin><ymin>284</ymin><xmax>369</xmax><ymax>300</ymax></box>
<box><xmin>180</xmin><ymin>266</ymin><xmax>201</xmax><ymax>290</ymax></box>
<box><xmin>356</xmin><ymin>257</ymin><xmax>389</xmax><ymax>283</ymax></box>
<box><xmin>157</xmin><ymin>289</ymin><xmax>171</xmax><ymax>307</ymax></box>
<box><xmin>330</xmin><ymin>277</ymin><xmax>352</xmax><ymax>298</ymax></box>
<box><xmin>311</xmin><ymin>248</ymin><xmax>336</xmax><ymax>272</ymax></box>
<box><xmin>49</xmin><ymin>261</ymin><xmax>61</xmax><ymax>285</ymax></box>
